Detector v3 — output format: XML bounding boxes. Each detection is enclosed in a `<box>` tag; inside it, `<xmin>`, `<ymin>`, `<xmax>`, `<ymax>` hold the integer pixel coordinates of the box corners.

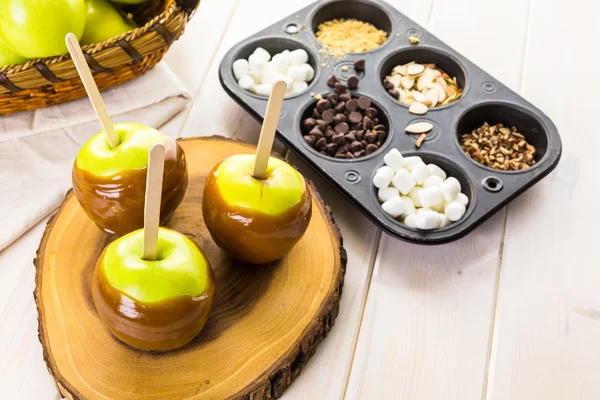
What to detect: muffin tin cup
<box><xmin>218</xmin><ymin>0</ymin><xmax>562</xmax><ymax>245</ymax></box>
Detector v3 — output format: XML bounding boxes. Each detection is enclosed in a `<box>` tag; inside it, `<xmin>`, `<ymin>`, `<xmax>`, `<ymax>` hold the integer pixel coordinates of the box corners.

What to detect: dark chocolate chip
<box><xmin>365</xmin><ymin>107</ymin><xmax>378</xmax><ymax>119</ymax></box>
<box><xmin>325</xmin><ymin>126</ymin><xmax>336</xmax><ymax>139</ymax></box>
<box><xmin>353</xmin><ymin>150</ymin><xmax>366</xmax><ymax>158</ymax></box>
<box><xmin>345</xmin><ymin>152</ymin><xmax>355</xmax><ymax>159</ymax></box>
<box><xmin>349</xmin><ymin>141</ymin><xmax>363</xmax><ymax>152</ymax></box>
<box><xmin>374</xmin><ymin>124</ymin><xmax>387</xmax><ymax>132</ymax></box>
<box><xmin>334</xmin><ymin>101</ymin><xmax>346</xmax><ymax>113</ymax></box>
<box><xmin>361</xmin><ymin>140</ymin><xmax>368</xmax><ymax>147</ymax></box>
<box><xmin>335</xmin><ymin>153</ymin><xmax>347</xmax><ymax>159</ymax></box>
<box><xmin>344</xmin><ymin>132</ymin><xmax>356</xmax><ymax>142</ymax></box>
<box><xmin>363</xmin><ymin>116</ymin><xmax>374</xmax><ymax>130</ymax></box>
<box><xmin>337</xmin><ymin>145</ymin><xmax>349</xmax><ymax>155</ymax></box>
<box><xmin>376</xmin><ymin>130</ymin><xmax>387</xmax><ymax>142</ymax></box>
<box><xmin>312</xmin><ymin>108</ymin><xmax>321</xmax><ymax>119</ymax></box>
<box><xmin>347</xmin><ymin>75</ymin><xmax>359</xmax><ymax>89</ymax></box>
<box><xmin>383</xmin><ymin>79</ymin><xmax>394</xmax><ymax>90</ymax></box>
<box><xmin>327</xmin><ymin>75</ymin><xmax>340</xmax><ymax>88</ymax></box>
<box><xmin>326</xmin><ymin>142</ymin><xmax>339</xmax><ymax>155</ymax></box>
<box><xmin>316</xmin><ymin>119</ymin><xmax>328</xmax><ymax>132</ymax></box>
<box><xmin>365</xmin><ymin>132</ymin><xmax>377</xmax><ymax>144</ymax></box>
<box><xmin>356</xmin><ymin>130</ymin><xmax>365</xmax><ymax>140</ymax></box>
<box><xmin>327</xmin><ymin>93</ymin><xmax>339</xmax><ymax>106</ymax></box>
<box><xmin>316</xmin><ymin>99</ymin><xmax>332</xmax><ymax>112</ymax></box>
<box><xmin>332</xmin><ymin>133</ymin><xmax>346</xmax><ymax>145</ymax></box>
<box><xmin>375</xmin><ymin>141</ymin><xmax>382</xmax><ymax>147</ymax></box>
<box><xmin>335</xmin><ymin>82</ymin><xmax>348</xmax><ymax>94</ymax></box>
<box><xmin>373</xmin><ymin>117</ymin><xmax>379</xmax><ymax>124</ymax></box>
<box><xmin>366</xmin><ymin>144</ymin><xmax>379</xmax><ymax>154</ymax></box>
<box><xmin>335</xmin><ymin>122</ymin><xmax>350</xmax><ymax>134</ymax></box>
<box><xmin>315</xmin><ymin>137</ymin><xmax>328</xmax><ymax>150</ymax></box>
<box><xmin>322</xmin><ymin>109</ymin><xmax>335</xmax><ymax>123</ymax></box>
<box><xmin>354</xmin><ymin>59</ymin><xmax>365</xmax><ymax>72</ymax></box>
<box><xmin>333</xmin><ymin>113</ymin><xmax>347</xmax><ymax>124</ymax></box>
<box><xmin>388</xmin><ymin>89</ymin><xmax>400</xmax><ymax>99</ymax></box>
<box><xmin>357</xmin><ymin>96</ymin><xmax>371</xmax><ymax>110</ymax></box>
<box><xmin>345</xmin><ymin>99</ymin><xmax>358</xmax><ymax>112</ymax></box>
<box><xmin>348</xmin><ymin>111</ymin><xmax>363</xmax><ymax>124</ymax></box>
<box><xmin>303</xmin><ymin>135</ymin><xmax>316</xmax><ymax>147</ymax></box>
<box><xmin>350</xmin><ymin>123</ymin><xmax>362</xmax><ymax>131</ymax></box>
<box><xmin>309</xmin><ymin>127</ymin><xmax>323</xmax><ymax>138</ymax></box>
<box><xmin>320</xmin><ymin>150</ymin><xmax>328</xmax><ymax>155</ymax></box>
<box><xmin>303</xmin><ymin>118</ymin><xmax>316</xmax><ymax>131</ymax></box>
<box><xmin>339</xmin><ymin>91</ymin><xmax>352</xmax><ymax>102</ymax></box>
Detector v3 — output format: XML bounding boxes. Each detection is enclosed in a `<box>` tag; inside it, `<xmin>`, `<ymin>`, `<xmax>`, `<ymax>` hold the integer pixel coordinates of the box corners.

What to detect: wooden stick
<box><xmin>253</xmin><ymin>81</ymin><xmax>287</xmax><ymax>179</ymax></box>
<box><xmin>142</xmin><ymin>144</ymin><xmax>166</xmax><ymax>261</ymax></box>
<box><xmin>65</xmin><ymin>33</ymin><xmax>120</xmax><ymax>149</ymax></box>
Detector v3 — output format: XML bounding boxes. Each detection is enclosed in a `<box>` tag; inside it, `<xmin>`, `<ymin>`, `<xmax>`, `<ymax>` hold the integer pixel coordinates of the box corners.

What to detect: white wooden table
<box><xmin>1</xmin><ymin>0</ymin><xmax>599</xmax><ymax>399</ymax></box>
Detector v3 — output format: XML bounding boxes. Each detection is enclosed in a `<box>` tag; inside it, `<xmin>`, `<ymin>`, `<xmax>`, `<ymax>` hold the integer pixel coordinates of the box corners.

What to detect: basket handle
<box><xmin>176</xmin><ymin>0</ymin><xmax>201</xmax><ymax>15</ymax></box>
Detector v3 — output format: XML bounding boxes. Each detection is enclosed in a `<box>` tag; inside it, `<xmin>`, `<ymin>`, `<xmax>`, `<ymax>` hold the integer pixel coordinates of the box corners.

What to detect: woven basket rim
<box><xmin>0</xmin><ymin>2</ymin><xmax>182</xmax><ymax>75</ymax></box>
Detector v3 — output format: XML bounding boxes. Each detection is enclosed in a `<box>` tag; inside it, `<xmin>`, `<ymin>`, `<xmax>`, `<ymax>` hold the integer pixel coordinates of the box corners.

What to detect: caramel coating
<box><xmin>72</xmin><ymin>136</ymin><xmax>188</xmax><ymax>235</ymax></box>
<box><xmin>202</xmin><ymin>163</ymin><xmax>312</xmax><ymax>264</ymax></box>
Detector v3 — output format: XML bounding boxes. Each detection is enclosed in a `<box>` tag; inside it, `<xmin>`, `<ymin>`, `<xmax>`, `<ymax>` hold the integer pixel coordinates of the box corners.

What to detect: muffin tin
<box><xmin>219</xmin><ymin>0</ymin><xmax>562</xmax><ymax>244</ymax></box>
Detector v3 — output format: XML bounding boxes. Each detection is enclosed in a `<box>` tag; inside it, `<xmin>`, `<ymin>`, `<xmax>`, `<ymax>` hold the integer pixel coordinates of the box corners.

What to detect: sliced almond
<box><xmin>401</xmin><ymin>76</ymin><xmax>415</xmax><ymax>90</ymax></box>
<box><xmin>432</xmin><ymin>69</ymin><xmax>442</xmax><ymax>78</ymax></box>
<box><xmin>421</xmin><ymin>99</ymin><xmax>432</xmax><ymax>107</ymax></box>
<box><xmin>405</xmin><ymin>122</ymin><xmax>434</xmax><ymax>134</ymax></box>
<box><xmin>436</xmin><ymin>77</ymin><xmax>448</xmax><ymax>92</ymax></box>
<box><xmin>425</xmin><ymin>63</ymin><xmax>436</xmax><ymax>69</ymax></box>
<box><xmin>432</xmin><ymin>83</ymin><xmax>447</xmax><ymax>102</ymax></box>
<box><xmin>392</xmin><ymin>65</ymin><xmax>407</xmax><ymax>75</ymax></box>
<box><xmin>407</xmin><ymin>63</ymin><xmax>425</xmax><ymax>76</ymax></box>
<box><xmin>409</xmin><ymin>102</ymin><xmax>428</xmax><ymax>115</ymax></box>
<box><xmin>445</xmin><ymin>84</ymin><xmax>457</xmax><ymax>97</ymax></box>
<box><xmin>442</xmin><ymin>89</ymin><xmax>462</xmax><ymax>105</ymax></box>
<box><xmin>388</xmin><ymin>74</ymin><xmax>402</xmax><ymax>88</ymax></box>
<box><xmin>411</xmin><ymin>90</ymin><xmax>426</xmax><ymax>103</ymax></box>
<box><xmin>424</xmin><ymin>89</ymin><xmax>439</xmax><ymax>107</ymax></box>
<box><xmin>408</xmin><ymin>36</ymin><xmax>420</xmax><ymax>45</ymax></box>
<box><xmin>402</xmin><ymin>98</ymin><xmax>414</xmax><ymax>106</ymax></box>
<box><xmin>416</xmin><ymin>68</ymin><xmax>435</xmax><ymax>91</ymax></box>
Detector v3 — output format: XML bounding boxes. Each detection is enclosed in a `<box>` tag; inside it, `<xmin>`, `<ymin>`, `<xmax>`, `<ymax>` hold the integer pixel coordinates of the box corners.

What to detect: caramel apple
<box><xmin>72</xmin><ymin>123</ymin><xmax>188</xmax><ymax>235</ymax></box>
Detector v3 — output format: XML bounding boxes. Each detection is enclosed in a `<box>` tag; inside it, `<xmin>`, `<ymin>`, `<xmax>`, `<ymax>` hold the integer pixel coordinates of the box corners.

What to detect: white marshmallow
<box><xmin>408</xmin><ymin>187</ymin><xmax>423</xmax><ymax>207</ymax></box>
<box><xmin>233</xmin><ymin>59</ymin><xmax>249</xmax><ymax>80</ymax></box>
<box><xmin>260</xmin><ymin>61</ymin><xmax>279</xmax><ymax>85</ymax></box>
<box><xmin>415</xmin><ymin>211</ymin><xmax>441</xmax><ymax>230</ymax></box>
<box><xmin>417</xmin><ymin>207</ymin><xmax>433</xmax><ymax>214</ymax></box>
<box><xmin>291</xmin><ymin>80</ymin><xmax>308</xmax><ymax>94</ymax></box>
<box><xmin>381</xmin><ymin>196</ymin><xmax>407</xmax><ymax>218</ymax></box>
<box><xmin>445</xmin><ymin>201</ymin><xmax>466</xmax><ymax>221</ymax></box>
<box><xmin>423</xmin><ymin>175</ymin><xmax>444</xmax><ymax>188</ymax></box>
<box><xmin>373</xmin><ymin>166</ymin><xmax>395</xmax><ymax>188</ymax></box>
<box><xmin>248</xmin><ymin>53</ymin><xmax>266</xmax><ymax>77</ymax></box>
<box><xmin>378</xmin><ymin>187</ymin><xmax>400</xmax><ymax>202</ymax></box>
<box><xmin>404</xmin><ymin>214</ymin><xmax>418</xmax><ymax>228</ymax></box>
<box><xmin>272</xmin><ymin>53</ymin><xmax>290</xmax><ymax>73</ymax></box>
<box><xmin>254</xmin><ymin>84</ymin><xmax>272</xmax><ymax>96</ymax></box>
<box><xmin>427</xmin><ymin>163</ymin><xmax>447</xmax><ymax>180</ymax></box>
<box><xmin>428</xmin><ymin>202</ymin><xmax>442</xmax><ymax>212</ymax></box>
<box><xmin>440</xmin><ymin>177</ymin><xmax>461</xmax><ymax>202</ymax></box>
<box><xmin>384</xmin><ymin>149</ymin><xmax>404</xmax><ymax>171</ymax></box>
<box><xmin>302</xmin><ymin>64</ymin><xmax>315</xmax><ymax>82</ymax></box>
<box><xmin>287</xmin><ymin>65</ymin><xmax>308</xmax><ymax>81</ymax></box>
<box><xmin>457</xmin><ymin>192</ymin><xmax>469</xmax><ymax>206</ymax></box>
<box><xmin>419</xmin><ymin>186</ymin><xmax>443</xmax><ymax>209</ymax></box>
<box><xmin>281</xmin><ymin>49</ymin><xmax>290</xmax><ymax>56</ymax></box>
<box><xmin>400</xmin><ymin>196</ymin><xmax>416</xmax><ymax>219</ymax></box>
<box><xmin>410</xmin><ymin>162</ymin><xmax>430</xmax><ymax>185</ymax></box>
<box><xmin>275</xmin><ymin>76</ymin><xmax>295</xmax><ymax>93</ymax></box>
<box><xmin>392</xmin><ymin>169</ymin><xmax>417</xmax><ymax>195</ymax></box>
<box><xmin>402</xmin><ymin>156</ymin><xmax>423</xmax><ymax>171</ymax></box>
<box><xmin>438</xmin><ymin>213</ymin><xmax>452</xmax><ymax>227</ymax></box>
<box><xmin>288</xmin><ymin>49</ymin><xmax>308</xmax><ymax>66</ymax></box>
<box><xmin>238</xmin><ymin>75</ymin><xmax>255</xmax><ymax>91</ymax></box>
<box><xmin>252</xmin><ymin>47</ymin><xmax>271</xmax><ymax>62</ymax></box>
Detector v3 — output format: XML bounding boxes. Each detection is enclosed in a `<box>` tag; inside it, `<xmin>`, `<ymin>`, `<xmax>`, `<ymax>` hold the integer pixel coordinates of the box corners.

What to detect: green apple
<box><xmin>109</xmin><ymin>0</ymin><xmax>151</xmax><ymax>3</ymax></box>
<box><xmin>0</xmin><ymin>35</ymin><xmax>27</xmax><ymax>67</ymax></box>
<box><xmin>72</xmin><ymin>122</ymin><xmax>188</xmax><ymax>235</ymax></box>
<box><xmin>0</xmin><ymin>0</ymin><xmax>85</xmax><ymax>59</ymax></box>
<box><xmin>203</xmin><ymin>154</ymin><xmax>312</xmax><ymax>264</ymax></box>
<box><xmin>92</xmin><ymin>227</ymin><xmax>216</xmax><ymax>351</ymax></box>
<box><xmin>81</xmin><ymin>0</ymin><xmax>135</xmax><ymax>46</ymax></box>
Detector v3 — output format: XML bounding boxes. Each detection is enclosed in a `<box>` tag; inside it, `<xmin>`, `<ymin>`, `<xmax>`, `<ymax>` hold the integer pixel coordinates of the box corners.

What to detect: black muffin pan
<box><xmin>218</xmin><ymin>0</ymin><xmax>562</xmax><ymax>244</ymax></box>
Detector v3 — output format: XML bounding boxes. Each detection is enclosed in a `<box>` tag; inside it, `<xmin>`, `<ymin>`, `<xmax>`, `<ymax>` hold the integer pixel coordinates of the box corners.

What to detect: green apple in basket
<box><xmin>0</xmin><ymin>0</ymin><xmax>86</xmax><ymax>58</ymax></box>
<box><xmin>0</xmin><ymin>35</ymin><xmax>27</xmax><ymax>67</ymax></box>
<box><xmin>81</xmin><ymin>0</ymin><xmax>136</xmax><ymax>46</ymax></box>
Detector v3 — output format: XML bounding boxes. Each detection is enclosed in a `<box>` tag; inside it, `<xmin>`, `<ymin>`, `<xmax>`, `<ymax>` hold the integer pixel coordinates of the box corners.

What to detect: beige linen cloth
<box><xmin>0</xmin><ymin>63</ymin><xmax>190</xmax><ymax>251</ymax></box>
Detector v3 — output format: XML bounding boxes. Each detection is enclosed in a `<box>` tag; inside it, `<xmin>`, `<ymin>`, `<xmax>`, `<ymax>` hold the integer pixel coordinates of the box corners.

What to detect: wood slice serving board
<box><xmin>34</xmin><ymin>137</ymin><xmax>346</xmax><ymax>400</ymax></box>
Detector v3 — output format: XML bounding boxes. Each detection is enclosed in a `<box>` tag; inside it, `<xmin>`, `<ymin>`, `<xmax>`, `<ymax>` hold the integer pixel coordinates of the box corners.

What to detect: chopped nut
<box><xmin>415</xmin><ymin>133</ymin><xmax>427</xmax><ymax>147</ymax></box>
<box><xmin>408</xmin><ymin>36</ymin><xmax>420</xmax><ymax>45</ymax></box>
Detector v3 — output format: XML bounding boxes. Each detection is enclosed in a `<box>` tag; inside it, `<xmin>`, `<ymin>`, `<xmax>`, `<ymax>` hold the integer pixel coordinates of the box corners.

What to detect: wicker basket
<box><xmin>0</xmin><ymin>0</ymin><xmax>200</xmax><ymax>115</ymax></box>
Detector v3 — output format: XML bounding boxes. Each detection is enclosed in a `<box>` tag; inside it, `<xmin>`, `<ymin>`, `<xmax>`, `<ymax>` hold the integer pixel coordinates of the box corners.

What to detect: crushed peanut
<box><xmin>316</xmin><ymin>19</ymin><xmax>388</xmax><ymax>54</ymax></box>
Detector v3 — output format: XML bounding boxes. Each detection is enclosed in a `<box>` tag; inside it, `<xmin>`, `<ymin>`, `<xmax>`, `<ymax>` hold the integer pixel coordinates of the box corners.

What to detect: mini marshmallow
<box><xmin>378</xmin><ymin>187</ymin><xmax>400</xmax><ymax>203</ymax></box>
<box><xmin>423</xmin><ymin>175</ymin><xmax>444</xmax><ymax>188</ymax></box>
<box><xmin>400</xmin><ymin>196</ymin><xmax>416</xmax><ymax>219</ymax></box>
<box><xmin>287</xmin><ymin>65</ymin><xmax>308</xmax><ymax>81</ymax></box>
<box><xmin>419</xmin><ymin>186</ymin><xmax>443</xmax><ymax>209</ymax></box>
<box><xmin>261</xmin><ymin>61</ymin><xmax>279</xmax><ymax>85</ymax></box>
<box><xmin>427</xmin><ymin>163</ymin><xmax>447</xmax><ymax>180</ymax></box>
<box><xmin>381</xmin><ymin>196</ymin><xmax>407</xmax><ymax>218</ymax></box>
<box><xmin>428</xmin><ymin>202</ymin><xmax>442</xmax><ymax>212</ymax></box>
<box><xmin>457</xmin><ymin>192</ymin><xmax>469</xmax><ymax>206</ymax></box>
<box><xmin>303</xmin><ymin>64</ymin><xmax>315</xmax><ymax>81</ymax></box>
<box><xmin>292</xmin><ymin>80</ymin><xmax>308</xmax><ymax>94</ymax></box>
<box><xmin>384</xmin><ymin>149</ymin><xmax>404</xmax><ymax>171</ymax></box>
<box><xmin>445</xmin><ymin>201</ymin><xmax>466</xmax><ymax>221</ymax></box>
<box><xmin>408</xmin><ymin>187</ymin><xmax>423</xmax><ymax>207</ymax></box>
<box><xmin>392</xmin><ymin>169</ymin><xmax>417</xmax><ymax>195</ymax></box>
<box><xmin>288</xmin><ymin>49</ymin><xmax>309</xmax><ymax>66</ymax></box>
<box><xmin>248</xmin><ymin>53</ymin><xmax>266</xmax><ymax>77</ymax></box>
<box><xmin>440</xmin><ymin>177</ymin><xmax>461</xmax><ymax>202</ymax></box>
<box><xmin>410</xmin><ymin>162</ymin><xmax>430</xmax><ymax>185</ymax></box>
<box><xmin>402</xmin><ymin>156</ymin><xmax>423</xmax><ymax>171</ymax></box>
<box><xmin>438</xmin><ymin>213</ymin><xmax>452</xmax><ymax>227</ymax></box>
<box><xmin>415</xmin><ymin>211</ymin><xmax>441</xmax><ymax>230</ymax></box>
<box><xmin>252</xmin><ymin>47</ymin><xmax>271</xmax><ymax>62</ymax></box>
<box><xmin>373</xmin><ymin>166</ymin><xmax>395</xmax><ymax>188</ymax></box>
<box><xmin>238</xmin><ymin>75</ymin><xmax>255</xmax><ymax>91</ymax></box>
<box><xmin>272</xmin><ymin>53</ymin><xmax>290</xmax><ymax>73</ymax></box>
<box><xmin>254</xmin><ymin>84</ymin><xmax>272</xmax><ymax>96</ymax></box>
<box><xmin>404</xmin><ymin>214</ymin><xmax>418</xmax><ymax>228</ymax></box>
<box><xmin>417</xmin><ymin>207</ymin><xmax>434</xmax><ymax>214</ymax></box>
<box><xmin>233</xmin><ymin>59</ymin><xmax>249</xmax><ymax>80</ymax></box>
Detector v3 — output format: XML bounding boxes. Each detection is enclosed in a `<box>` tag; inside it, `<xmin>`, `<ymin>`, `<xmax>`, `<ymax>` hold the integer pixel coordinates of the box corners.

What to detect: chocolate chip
<box><xmin>334</xmin><ymin>101</ymin><xmax>346</xmax><ymax>113</ymax></box>
<box><xmin>347</xmin><ymin>75</ymin><xmax>359</xmax><ymax>89</ymax></box>
<box><xmin>357</xmin><ymin>96</ymin><xmax>371</xmax><ymax>110</ymax></box>
<box><xmin>363</xmin><ymin>116</ymin><xmax>374</xmax><ymax>130</ymax></box>
<box><xmin>388</xmin><ymin>89</ymin><xmax>400</xmax><ymax>99</ymax></box>
<box><xmin>325</xmin><ymin>126</ymin><xmax>336</xmax><ymax>139</ymax></box>
<box><xmin>348</xmin><ymin>111</ymin><xmax>363</xmax><ymax>124</ymax></box>
<box><xmin>316</xmin><ymin>99</ymin><xmax>332</xmax><ymax>112</ymax></box>
<box><xmin>361</xmin><ymin>140</ymin><xmax>368</xmax><ymax>147</ymax></box>
<box><xmin>315</xmin><ymin>137</ymin><xmax>328</xmax><ymax>150</ymax></box>
<box><xmin>349</xmin><ymin>141</ymin><xmax>363</xmax><ymax>152</ymax></box>
<box><xmin>354</xmin><ymin>59</ymin><xmax>365</xmax><ymax>72</ymax></box>
<box><xmin>326</xmin><ymin>143</ymin><xmax>339</xmax><ymax>155</ymax></box>
<box><xmin>383</xmin><ymin>79</ymin><xmax>394</xmax><ymax>90</ymax></box>
<box><xmin>316</xmin><ymin>119</ymin><xmax>328</xmax><ymax>132</ymax></box>
<box><xmin>339</xmin><ymin>91</ymin><xmax>352</xmax><ymax>102</ymax></box>
<box><xmin>375</xmin><ymin>141</ymin><xmax>382</xmax><ymax>147</ymax></box>
<box><xmin>335</xmin><ymin>122</ymin><xmax>349</xmax><ymax>134</ymax></box>
<box><xmin>327</xmin><ymin>75</ymin><xmax>340</xmax><ymax>88</ymax></box>
<box><xmin>350</xmin><ymin>123</ymin><xmax>361</xmax><ymax>131</ymax></box>
<box><xmin>356</xmin><ymin>130</ymin><xmax>365</xmax><ymax>141</ymax></box>
<box><xmin>374</xmin><ymin>124</ymin><xmax>387</xmax><ymax>132</ymax></box>
<box><xmin>337</xmin><ymin>145</ymin><xmax>348</xmax><ymax>155</ymax></box>
<box><xmin>303</xmin><ymin>135</ymin><xmax>316</xmax><ymax>146</ymax></box>
<box><xmin>332</xmin><ymin>133</ymin><xmax>346</xmax><ymax>145</ymax></box>
<box><xmin>345</xmin><ymin>99</ymin><xmax>358</xmax><ymax>112</ymax></box>
<box><xmin>309</xmin><ymin>127</ymin><xmax>323</xmax><ymax>138</ymax></box>
<box><xmin>326</xmin><ymin>93</ymin><xmax>339</xmax><ymax>106</ymax></box>
<box><xmin>345</xmin><ymin>152</ymin><xmax>355</xmax><ymax>159</ymax></box>
<box><xmin>312</xmin><ymin>108</ymin><xmax>321</xmax><ymax>119</ymax></box>
<box><xmin>335</xmin><ymin>153</ymin><xmax>347</xmax><ymax>159</ymax></box>
<box><xmin>376</xmin><ymin>130</ymin><xmax>387</xmax><ymax>142</ymax></box>
<box><xmin>365</xmin><ymin>107</ymin><xmax>378</xmax><ymax>119</ymax></box>
<box><xmin>366</xmin><ymin>144</ymin><xmax>378</xmax><ymax>154</ymax></box>
<box><xmin>303</xmin><ymin>118</ymin><xmax>316</xmax><ymax>131</ymax></box>
<box><xmin>322</xmin><ymin>109</ymin><xmax>335</xmax><ymax>123</ymax></box>
<box><xmin>335</xmin><ymin>82</ymin><xmax>348</xmax><ymax>94</ymax></box>
<box><xmin>364</xmin><ymin>132</ymin><xmax>377</xmax><ymax>144</ymax></box>
<box><xmin>333</xmin><ymin>113</ymin><xmax>347</xmax><ymax>124</ymax></box>
<box><xmin>353</xmin><ymin>150</ymin><xmax>366</xmax><ymax>158</ymax></box>
<box><xmin>344</xmin><ymin>132</ymin><xmax>356</xmax><ymax>142</ymax></box>
<box><xmin>373</xmin><ymin>117</ymin><xmax>379</xmax><ymax>124</ymax></box>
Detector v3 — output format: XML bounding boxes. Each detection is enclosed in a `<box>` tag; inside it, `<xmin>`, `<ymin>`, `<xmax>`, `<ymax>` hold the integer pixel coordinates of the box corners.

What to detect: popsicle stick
<box><xmin>65</xmin><ymin>33</ymin><xmax>120</xmax><ymax>149</ymax></box>
<box><xmin>252</xmin><ymin>81</ymin><xmax>287</xmax><ymax>179</ymax></box>
<box><xmin>142</xmin><ymin>144</ymin><xmax>166</xmax><ymax>261</ymax></box>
